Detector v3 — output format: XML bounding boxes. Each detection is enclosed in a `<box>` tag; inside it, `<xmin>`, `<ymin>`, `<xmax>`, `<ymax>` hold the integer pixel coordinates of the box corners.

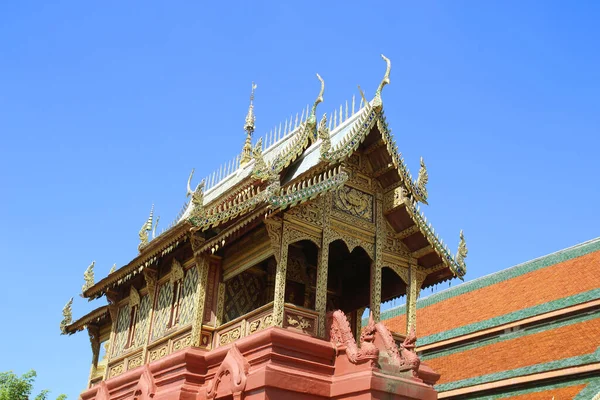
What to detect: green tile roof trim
<box><xmin>379</xmin><ymin>237</ymin><xmax>600</xmax><ymax>324</ymax></box>
<box><xmin>574</xmin><ymin>378</ymin><xmax>600</xmax><ymax>400</ymax></box>
<box><xmin>417</xmin><ymin>287</ymin><xmax>600</xmax><ymax>346</ymax></box>
<box><xmin>435</xmin><ymin>346</ymin><xmax>600</xmax><ymax>392</ymax></box>
<box><xmin>421</xmin><ymin>306</ymin><xmax>599</xmax><ymax>361</ymax></box>
<box><xmin>461</xmin><ymin>376</ymin><xmax>598</xmax><ymax>400</ymax></box>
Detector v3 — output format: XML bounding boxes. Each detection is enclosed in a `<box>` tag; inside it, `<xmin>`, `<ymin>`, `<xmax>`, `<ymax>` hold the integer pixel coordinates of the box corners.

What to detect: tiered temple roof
<box><xmin>77</xmin><ymin>55</ymin><xmax>465</xmax><ymax>305</ymax></box>
<box><xmin>62</xmin><ymin>56</ymin><xmax>469</xmax><ymax>399</ymax></box>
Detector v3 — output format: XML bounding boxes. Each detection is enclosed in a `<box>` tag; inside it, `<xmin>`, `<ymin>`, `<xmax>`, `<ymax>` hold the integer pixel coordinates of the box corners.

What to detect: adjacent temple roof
<box><xmin>380</xmin><ymin>237</ymin><xmax>600</xmax><ymax>397</ymax></box>
<box><xmin>79</xmin><ymin>55</ymin><xmax>467</xmax><ymax>302</ymax></box>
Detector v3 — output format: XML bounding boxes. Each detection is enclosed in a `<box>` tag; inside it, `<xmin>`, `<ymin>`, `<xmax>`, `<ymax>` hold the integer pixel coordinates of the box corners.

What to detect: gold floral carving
<box><xmin>191</xmin><ymin>255</ymin><xmax>210</xmax><ymax>347</ymax></box>
<box><xmin>172</xmin><ymin>335</ymin><xmax>192</xmax><ymax>351</ymax></box>
<box><xmin>108</xmin><ymin>363</ymin><xmax>124</xmax><ymax>378</ymax></box>
<box><xmin>127</xmin><ymin>354</ymin><xmax>143</xmax><ymax>370</ymax></box>
<box><xmin>219</xmin><ymin>326</ymin><xmax>243</xmax><ymax>346</ymax></box>
<box><xmin>148</xmin><ymin>345</ymin><xmax>169</xmax><ymax>362</ymax></box>
<box><xmin>285</xmin><ymin>199</ymin><xmax>323</xmax><ymax>227</ymax></box>
<box><xmin>333</xmin><ymin>186</ymin><xmax>373</xmax><ymax>222</ymax></box>
<box><xmin>264</xmin><ymin>217</ymin><xmax>283</xmax><ymax>264</ymax></box>
<box><xmin>283</xmin><ymin>226</ymin><xmax>321</xmax><ymax>249</ymax></box>
<box><xmin>170</xmin><ymin>258</ymin><xmax>184</xmax><ymax>284</ymax></box>
<box><xmin>247</xmin><ymin>313</ymin><xmax>273</xmax><ymax>334</ymax></box>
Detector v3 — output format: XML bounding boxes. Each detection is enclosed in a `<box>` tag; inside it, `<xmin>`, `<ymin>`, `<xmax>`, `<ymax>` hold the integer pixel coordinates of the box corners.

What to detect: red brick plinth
<box><xmin>82</xmin><ymin>327</ymin><xmax>438</xmax><ymax>400</ymax></box>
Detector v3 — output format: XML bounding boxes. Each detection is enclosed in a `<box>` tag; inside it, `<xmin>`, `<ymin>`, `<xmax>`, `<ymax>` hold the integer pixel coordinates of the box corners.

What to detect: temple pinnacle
<box><xmin>240</xmin><ymin>82</ymin><xmax>257</xmax><ymax>166</ymax></box>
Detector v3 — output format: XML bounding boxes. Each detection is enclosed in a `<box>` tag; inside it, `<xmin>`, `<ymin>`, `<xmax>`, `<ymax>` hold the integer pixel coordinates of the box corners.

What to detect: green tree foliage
<box><xmin>0</xmin><ymin>370</ymin><xmax>66</xmax><ymax>400</ymax></box>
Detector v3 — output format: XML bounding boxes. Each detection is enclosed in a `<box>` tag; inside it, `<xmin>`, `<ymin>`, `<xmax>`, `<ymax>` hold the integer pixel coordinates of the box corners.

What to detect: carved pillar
<box><xmin>141</xmin><ymin>267</ymin><xmax>157</xmax><ymax>361</ymax></box>
<box><xmin>316</xmin><ymin>194</ymin><xmax>333</xmax><ymax>337</ymax></box>
<box><xmin>407</xmin><ymin>263</ymin><xmax>426</xmax><ymax>333</ymax></box>
<box><xmin>315</xmin><ymin>243</ymin><xmax>328</xmax><ymax>337</ymax></box>
<box><xmin>104</xmin><ymin>302</ymin><xmax>118</xmax><ymax>380</ymax></box>
<box><xmin>273</xmin><ymin>230</ymin><xmax>289</xmax><ymax>327</ymax></box>
<box><xmin>87</xmin><ymin>325</ymin><xmax>100</xmax><ymax>371</ymax></box>
<box><xmin>191</xmin><ymin>253</ymin><xmax>210</xmax><ymax>347</ymax></box>
<box><xmin>215</xmin><ymin>281</ymin><xmax>226</xmax><ymax>327</ymax></box>
<box><xmin>371</xmin><ymin>194</ymin><xmax>384</xmax><ymax>322</ymax></box>
<box><xmin>265</xmin><ymin>217</ymin><xmax>285</xmax><ymax>326</ymax></box>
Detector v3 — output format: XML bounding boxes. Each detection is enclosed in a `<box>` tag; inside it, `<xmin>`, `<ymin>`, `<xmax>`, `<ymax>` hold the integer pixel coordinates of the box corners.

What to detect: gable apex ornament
<box><xmin>186</xmin><ymin>169</ymin><xmax>206</xmax><ymax>224</ymax></box>
<box><xmin>81</xmin><ymin>261</ymin><xmax>95</xmax><ymax>294</ymax></box>
<box><xmin>373</xmin><ymin>54</ymin><xmax>391</xmax><ymax>112</ymax></box>
<box><xmin>59</xmin><ymin>297</ymin><xmax>73</xmax><ymax>334</ymax></box>
<box><xmin>416</xmin><ymin>157</ymin><xmax>429</xmax><ymax>203</ymax></box>
<box><xmin>455</xmin><ymin>230</ymin><xmax>468</xmax><ymax>275</ymax></box>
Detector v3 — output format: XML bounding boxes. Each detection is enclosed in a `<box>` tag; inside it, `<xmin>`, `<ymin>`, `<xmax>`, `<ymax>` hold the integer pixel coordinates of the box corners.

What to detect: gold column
<box><xmin>141</xmin><ymin>268</ymin><xmax>157</xmax><ymax>362</ymax></box>
<box><xmin>215</xmin><ymin>281</ymin><xmax>225</xmax><ymax>327</ymax></box>
<box><xmin>272</xmin><ymin>229</ymin><xmax>289</xmax><ymax>327</ymax></box>
<box><xmin>315</xmin><ymin>241</ymin><xmax>329</xmax><ymax>337</ymax></box>
<box><xmin>265</xmin><ymin>217</ymin><xmax>285</xmax><ymax>327</ymax></box>
<box><xmin>86</xmin><ymin>325</ymin><xmax>100</xmax><ymax>385</ymax></box>
<box><xmin>191</xmin><ymin>254</ymin><xmax>210</xmax><ymax>347</ymax></box>
<box><xmin>406</xmin><ymin>264</ymin><xmax>426</xmax><ymax>333</ymax></box>
<box><xmin>371</xmin><ymin>194</ymin><xmax>384</xmax><ymax>322</ymax></box>
<box><xmin>316</xmin><ymin>194</ymin><xmax>332</xmax><ymax>337</ymax></box>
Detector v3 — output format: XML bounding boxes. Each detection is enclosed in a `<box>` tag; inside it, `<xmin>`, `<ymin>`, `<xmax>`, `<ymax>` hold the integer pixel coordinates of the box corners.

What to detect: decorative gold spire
<box><xmin>109</xmin><ymin>264</ymin><xmax>116</xmax><ymax>274</ymax></box>
<box><xmin>373</xmin><ymin>54</ymin><xmax>391</xmax><ymax>112</ymax></box>
<box><xmin>416</xmin><ymin>157</ymin><xmax>429</xmax><ymax>201</ymax></box>
<box><xmin>240</xmin><ymin>82</ymin><xmax>257</xmax><ymax>166</ymax></box>
<box><xmin>81</xmin><ymin>261</ymin><xmax>95</xmax><ymax>294</ymax></box>
<box><xmin>456</xmin><ymin>230</ymin><xmax>468</xmax><ymax>273</ymax></box>
<box><xmin>60</xmin><ymin>297</ymin><xmax>73</xmax><ymax>334</ymax></box>
<box><xmin>138</xmin><ymin>205</ymin><xmax>154</xmax><ymax>252</ymax></box>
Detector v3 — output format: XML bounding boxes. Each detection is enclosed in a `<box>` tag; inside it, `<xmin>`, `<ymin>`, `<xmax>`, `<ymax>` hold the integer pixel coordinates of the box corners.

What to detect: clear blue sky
<box><xmin>1</xmin><ymin>1</ymin><xmax>599</xmax><ymax>398</ymax></box>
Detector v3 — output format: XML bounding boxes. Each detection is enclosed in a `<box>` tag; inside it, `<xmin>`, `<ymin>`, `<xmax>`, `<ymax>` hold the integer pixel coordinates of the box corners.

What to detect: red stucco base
<box><xmin>82</xmin><ymin>327</ymin><xmax>438</xmax><ymax>400</ymax></box>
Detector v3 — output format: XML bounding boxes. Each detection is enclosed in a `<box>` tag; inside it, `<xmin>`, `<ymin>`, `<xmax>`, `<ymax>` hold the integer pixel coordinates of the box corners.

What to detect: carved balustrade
<box><xmin>214</xmin><ymin>302</ymin><xmax>319</xmax><ymax>348</ymax></box>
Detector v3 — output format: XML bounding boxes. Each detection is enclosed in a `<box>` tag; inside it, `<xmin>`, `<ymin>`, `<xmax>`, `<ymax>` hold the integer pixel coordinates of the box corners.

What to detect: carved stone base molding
<box><xmin>80</xmin><ymin>325</ymin><xmax>439</xmax><ymax>400</ymax></box>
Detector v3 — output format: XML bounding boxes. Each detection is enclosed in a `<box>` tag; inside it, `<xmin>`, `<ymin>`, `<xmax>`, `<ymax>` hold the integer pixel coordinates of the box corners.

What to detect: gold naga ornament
<box><xmin>82</xmin><ymin>261</ymin><xmax>95</xmax><ymax>294</ymax></box>
<box><xmin>455</xmin><ymin>230</ymin><xmax>468</xmax><ymax>274</ymax></box>
<box><xmin>186</xmin><ymin>168</ymin><xmax>206</xmax><ymax>223</ymax></box>
<box><xmin>416</xmin><ymin>157</ymin><xmax>428</xmax><ymax>201</ymax></box>
<box><xmin>60</xmin><ymin>297</ymin><xmax>73</xmax><ymax>334</ymax></box>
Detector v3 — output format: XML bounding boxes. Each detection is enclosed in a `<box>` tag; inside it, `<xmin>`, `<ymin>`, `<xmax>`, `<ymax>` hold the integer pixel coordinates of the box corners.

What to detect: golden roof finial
<box><xmin>109</xmin><ymin>263</ymin><xmax>116</xmax><ymax>274</ymax></box>
<box><xmin>60</xmin><ymin>297</ymin><xmax>73</xmax><ymax>334</ymax></box>
<box><xmin>416</xmin><ymin>157</ymin><xmax>429</xmax><ymax>202</ymax></box>
<box><xmin>456</xmin><ymin>230</ymin><xmax>468</xmax><ymax>274</ymax></box>
<box><xmin>240</xmin><ymin>82</ymin><xmax>257</xmax><ymax>166</ymax></box>
<box><xmin>309</xmin><ymin>74</ymin><xmax>325</xmax><ymax>122</ymax></box>
<box><xmin>138</xmin><ymin>205</ymin><xmax>154</xmax><ymax>252</ymax></box>
<box><xmin>373</xmin><ymin>54</ymin><xmax>391</xmax><ymax>112</ymax></box>
<box><xmin>81</xmin><ymin>261</ymin><xmax>95</xmax><ymax>294</ymax></box>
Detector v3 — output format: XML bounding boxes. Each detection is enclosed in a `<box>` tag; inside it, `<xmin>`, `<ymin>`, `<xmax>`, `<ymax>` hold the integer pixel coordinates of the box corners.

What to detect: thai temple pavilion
<box><xmin>61</xmin><ymin>55</ymin><xmax>468</xmax><ymax>400</ymax></box>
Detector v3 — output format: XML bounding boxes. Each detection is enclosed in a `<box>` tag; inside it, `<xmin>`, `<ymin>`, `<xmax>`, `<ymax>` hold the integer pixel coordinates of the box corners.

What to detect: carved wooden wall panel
<box><xmin>133</xmin><ymin>295</ymin><xmax>151</xmax><ymax>348</ymax></box>
<box><xmin>179</xmin><ymin>267</ymin><xmax>199</xmax><ymax>326</ymax></box>
<box><xmin>111</xmin><ymin>305</ymin><xmax>131</xmax><ymax>358</ymax></box>
<box><xmin>151</xmin><ymin>283</ymin><xmax>173</xmax><ymax>341</ymax></box>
